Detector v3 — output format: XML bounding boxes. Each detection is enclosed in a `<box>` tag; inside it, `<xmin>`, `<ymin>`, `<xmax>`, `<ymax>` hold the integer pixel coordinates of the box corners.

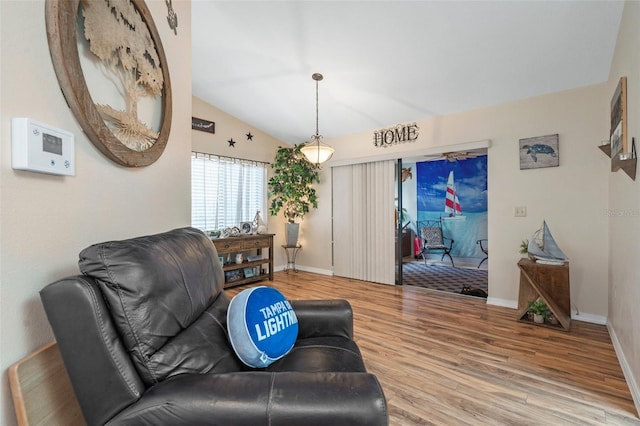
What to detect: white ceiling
<box><xmin>192</xmin><ymin>1</ymin><xmax>623</xmax><ymax>145</ymax></box>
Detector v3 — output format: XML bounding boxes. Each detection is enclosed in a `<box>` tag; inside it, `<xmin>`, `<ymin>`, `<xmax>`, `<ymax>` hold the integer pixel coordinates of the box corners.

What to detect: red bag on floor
<box><xmin>414</xmin><ymin>237</ymin><xmax>423</xmax><ymax>259</ymax></box>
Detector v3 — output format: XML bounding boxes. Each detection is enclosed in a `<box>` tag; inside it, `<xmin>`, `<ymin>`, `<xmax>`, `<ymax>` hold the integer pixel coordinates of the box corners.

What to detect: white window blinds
<box><xmin>191</xmin><ymin>152</ymin><xmax>267</xmax><ymax>231</ymax></box>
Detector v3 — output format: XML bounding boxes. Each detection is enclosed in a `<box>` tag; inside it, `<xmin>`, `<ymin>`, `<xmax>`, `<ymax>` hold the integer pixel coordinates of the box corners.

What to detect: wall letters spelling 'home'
<box><xmin>373</xmin><ymin>123</ymin><xmax>419</xmax><ymax>148</ymax></box>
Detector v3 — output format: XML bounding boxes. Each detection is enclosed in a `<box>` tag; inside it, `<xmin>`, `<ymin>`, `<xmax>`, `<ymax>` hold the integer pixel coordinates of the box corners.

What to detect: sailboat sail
<box><xmin>527</xmin><ymin>221</ymin><xmax>567</xmax><ymax>265</ymax></box>
<box><xmin>443</xmin><ymin>171</ymin><xmax>465</xmax><ymax>220</ymax></box>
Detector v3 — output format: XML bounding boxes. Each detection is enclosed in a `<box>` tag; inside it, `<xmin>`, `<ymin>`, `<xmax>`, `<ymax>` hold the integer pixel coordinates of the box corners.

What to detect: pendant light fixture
<box><xmin>300</xmin><ymin>73</ymin><xmax>334</xmax><ymax>165</ymax></box>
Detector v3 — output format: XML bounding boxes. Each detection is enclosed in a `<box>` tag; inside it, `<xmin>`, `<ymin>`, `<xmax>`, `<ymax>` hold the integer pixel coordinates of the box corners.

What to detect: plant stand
<box><xmin>282</xmin><ymin>244</ymin><xmax>301</xmax><ymax>273</ymax></box>
<box><xmin>517</xmin><ymin>258</ymin><xmax>571</xmax><ymax>331</ymax></box>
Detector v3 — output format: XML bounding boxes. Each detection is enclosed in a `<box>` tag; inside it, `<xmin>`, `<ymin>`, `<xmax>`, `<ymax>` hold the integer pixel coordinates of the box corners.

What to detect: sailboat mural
<box><xmin>527</xmin><ymin>220</ymin><xmax>567</xmax><ymax>265</ymax></box>
<box><xmin>416</xmin><ymin>156</ymin><xmax>487</xmax><ymax>257</ymax></box>
<box><xmin>443</xmin><ymin>171</ymin><xmax>465</xmax><ymax>220</ymax></box>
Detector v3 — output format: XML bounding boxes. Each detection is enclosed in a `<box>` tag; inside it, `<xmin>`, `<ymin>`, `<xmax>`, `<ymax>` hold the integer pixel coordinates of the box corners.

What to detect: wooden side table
<box><xmin>211</xmin><ymin>234</ymin><xmax>274</xmax><ymax>288</ymax></box>
<box><xmin>517</xmin><ymin>258</ymin><xmax>571</xmax><ymax>331</ymax></box>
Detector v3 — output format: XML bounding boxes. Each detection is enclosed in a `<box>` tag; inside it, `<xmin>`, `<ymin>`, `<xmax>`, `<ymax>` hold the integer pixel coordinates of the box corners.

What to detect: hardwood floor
<box><xmin>227</xmin><ymin>271</ymin><xmax>640</xmax><ymax>425</ymax></box>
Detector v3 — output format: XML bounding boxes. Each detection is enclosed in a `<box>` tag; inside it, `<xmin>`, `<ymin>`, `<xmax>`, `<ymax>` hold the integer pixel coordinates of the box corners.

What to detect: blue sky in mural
<box><xmin>416</xmin><ymin>156</ymin><xmax>488</xmax><ymax>213</ymax></box>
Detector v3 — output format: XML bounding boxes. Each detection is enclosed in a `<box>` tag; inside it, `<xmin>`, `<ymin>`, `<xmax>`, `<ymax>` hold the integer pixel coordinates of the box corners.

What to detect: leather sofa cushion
<box><xmin>267</xmin><ymin>336</ymin><xmax>367</xmax><ymax>373</ymax></box>
<box><xmin>78</xmin><ymin>227</ymin><xmax>238</xmax><ymax>386</ymax></box>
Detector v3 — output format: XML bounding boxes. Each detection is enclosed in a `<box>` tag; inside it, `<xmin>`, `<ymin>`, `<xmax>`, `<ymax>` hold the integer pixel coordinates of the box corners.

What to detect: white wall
<box><xmin>607</xmin><ymin>0</ymin><xmax>640</xmax><ymax>413</ymax></box>
<box><xmin>0</xmin><ymin>1</ymin><xmax>192</xmax><ymax>424</ymax></box>
<box><xmin>312</xmin><ymin>83</ymin><xmax>611</xmax><ymax>318</ymax></box>
<box><xmin>192</xmin><ymin>96</ymin><xmax>282</xmax><ymax>164</ymax></box>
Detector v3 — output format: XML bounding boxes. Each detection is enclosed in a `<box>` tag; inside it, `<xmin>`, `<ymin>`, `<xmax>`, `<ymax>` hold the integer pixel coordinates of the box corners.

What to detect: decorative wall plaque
<box><xmin>192</xmin><ymin>117</ymin><xmax>215</xmax><ymax>133</ymax></box>
<box><xmin>519</xmin><ymin>134</ymin><xmax>559</xmax><ymax>170</ymax></box>
<box><xmin>610</xmin><ymin>77</ymin><xmax>627</xmax><ymax>171</ymax></box>
<box><xmin>373</xmin><ymin>123</ymin><xmax>419</xmax><ymax>148</ymax></box>
<box><xmin>46</xmin><ymin>0</ymin><xmax>172</xmax><ymax>167</ymax></box>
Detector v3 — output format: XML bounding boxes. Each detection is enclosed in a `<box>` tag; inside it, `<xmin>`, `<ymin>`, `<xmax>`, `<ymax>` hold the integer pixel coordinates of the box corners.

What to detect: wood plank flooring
<box><xmin>227</xmin><ymin>271</ymin><xmax>640</xmax><ymax>425</ymax></box>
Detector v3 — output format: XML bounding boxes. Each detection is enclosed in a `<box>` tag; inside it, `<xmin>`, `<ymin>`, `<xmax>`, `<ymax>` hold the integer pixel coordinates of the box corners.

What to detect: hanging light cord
<box><xmin>315</xmin><ymin>78</ymin><xmax>319</xmax><ymax>137</ymax></box>
<box><xmin>312</xmin><ymin>73</ymin><xmax>323</xmax><ymax>140</ymax></box>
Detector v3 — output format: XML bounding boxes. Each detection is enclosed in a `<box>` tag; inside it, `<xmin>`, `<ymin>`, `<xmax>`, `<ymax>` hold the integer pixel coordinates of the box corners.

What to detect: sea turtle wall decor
<box><xmin>519</xmin><ymin>134</ymin><xmax>559</xmax><ymax>170</ymax></box>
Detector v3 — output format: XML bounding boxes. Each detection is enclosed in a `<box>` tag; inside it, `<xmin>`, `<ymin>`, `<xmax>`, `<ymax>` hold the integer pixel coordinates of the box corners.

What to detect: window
<box><xmin>191</xmin><ymin>152</ymin><xmax>267</xmax><ymax>231</ymax></box>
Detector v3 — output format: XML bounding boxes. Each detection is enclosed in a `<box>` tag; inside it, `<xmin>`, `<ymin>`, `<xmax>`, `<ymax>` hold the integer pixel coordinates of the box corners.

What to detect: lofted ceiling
<box><xmin>192</xmin><ymin>1</ymin><xmax>623</xmax><ymax>146</ymax></box>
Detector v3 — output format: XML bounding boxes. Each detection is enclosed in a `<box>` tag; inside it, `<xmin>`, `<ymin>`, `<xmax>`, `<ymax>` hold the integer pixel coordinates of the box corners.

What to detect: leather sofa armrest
<box><xmin>290</xmin><ymin>299</ymin><xmax>354</xmax><ymax>340</ymax></box>
<box><xmin>107</xmin><ymin>371</ymin><xmax>387</xmax><ymax>426</ymax></box>
<box><xmin>41</xmin><ymin>276</ymin><xmax>145</xmax><ymax>426</ymax></box>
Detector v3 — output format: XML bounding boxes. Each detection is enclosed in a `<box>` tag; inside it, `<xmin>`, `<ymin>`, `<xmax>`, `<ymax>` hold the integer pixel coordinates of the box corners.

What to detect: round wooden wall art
<box><xmin>46</xmin><ymin>0</ymin><xmax>172</xmax><ymax>167</ymax></box>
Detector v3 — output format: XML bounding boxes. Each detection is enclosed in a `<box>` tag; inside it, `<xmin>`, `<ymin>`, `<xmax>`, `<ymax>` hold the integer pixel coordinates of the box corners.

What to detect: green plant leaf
<box><xmin>268</xmin><ymin>144</ymin><xmax>321</xmax><ymax>222</ymax></box>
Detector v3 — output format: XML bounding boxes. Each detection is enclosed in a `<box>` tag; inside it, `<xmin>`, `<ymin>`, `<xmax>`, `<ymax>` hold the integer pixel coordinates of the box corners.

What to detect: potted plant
<box><xmin>268</xmin><ymin>144</ymin><xmax>320</xmax><ymax>246</ymax></box>
<box><xmin>527</xmin><ymin>298</ymin><xmax>548</xmax><ymax>324</ymax></box>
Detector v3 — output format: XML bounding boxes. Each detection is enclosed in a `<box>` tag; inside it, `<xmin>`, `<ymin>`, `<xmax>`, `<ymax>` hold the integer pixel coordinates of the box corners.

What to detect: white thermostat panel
<box><xmin>12</xmin><ymin>117</ymin><xmax>75</xmax><ymax>176</ymax></box>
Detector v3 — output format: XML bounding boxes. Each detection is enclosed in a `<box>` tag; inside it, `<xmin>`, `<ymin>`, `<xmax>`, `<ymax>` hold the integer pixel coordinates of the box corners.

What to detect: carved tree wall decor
<box><xmin>46</xmin><ymin>0</ymin><xmax>172</xmax><ymax>167</ymax></box>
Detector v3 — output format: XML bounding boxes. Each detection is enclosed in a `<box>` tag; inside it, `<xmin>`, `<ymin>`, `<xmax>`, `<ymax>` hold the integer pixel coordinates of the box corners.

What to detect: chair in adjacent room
<box><xmin>477</xmin><ymin>239</ymin><xmax>488</xmax><ymax>268</ymax></box>
<box><xmin>418</xmin><ymin>220</ymin><xmax>455</xmax><ymax>267</ymax></box>
<box><xmin>39</xmin><ymin>227</ymin><xmax>387</xmax><ymax>426</ymax></box>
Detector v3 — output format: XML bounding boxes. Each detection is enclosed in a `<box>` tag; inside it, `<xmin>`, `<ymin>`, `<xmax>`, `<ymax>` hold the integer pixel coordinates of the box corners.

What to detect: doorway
<box><xmin>397</xmin><ymin>148</ymin><xmax>488</xmax><ymax>298</ymax></box>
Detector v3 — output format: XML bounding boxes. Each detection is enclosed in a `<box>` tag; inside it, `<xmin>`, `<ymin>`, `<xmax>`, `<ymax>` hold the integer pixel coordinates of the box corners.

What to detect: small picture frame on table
<box><xmin>243</xmin><ymin>267</ymin><xmax>255</xmax><ymax>278</ymax></box>
<box><xmin>240</xmin><ymin>222</ymin><xmax>253</xmax><ymax>234</ymax></box>
<box><xmin>224</xmin><ymin>269</ymin><xmax>243</xmax><ymax>283</ymax></box>
<box><xmin>218</xmin><ymin>256</ymin><xmax>225</xmax><ymax>267</ymax></box>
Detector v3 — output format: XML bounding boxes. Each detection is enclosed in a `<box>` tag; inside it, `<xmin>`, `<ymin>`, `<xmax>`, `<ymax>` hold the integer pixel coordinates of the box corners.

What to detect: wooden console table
<box><xmin>211</xmin><ymin>234</ymin><xmax>274</xmax><ymax>288</ymax></box>
<box><xmin>517</xmin><ymin>258</ymin><xmax>571</xmax><ymax>331</ymax></box>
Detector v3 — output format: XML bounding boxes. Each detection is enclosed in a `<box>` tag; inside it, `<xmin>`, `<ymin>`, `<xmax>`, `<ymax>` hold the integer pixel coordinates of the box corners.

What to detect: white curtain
<box><xmin>332</xmin><ymin>160</ymin><xmax>396</xmax><ymax>285</ymax></box>
<box><xmin>191</xmin><ymin>152</ymin><xmax>267</xmax><ymax>231</ymax></box>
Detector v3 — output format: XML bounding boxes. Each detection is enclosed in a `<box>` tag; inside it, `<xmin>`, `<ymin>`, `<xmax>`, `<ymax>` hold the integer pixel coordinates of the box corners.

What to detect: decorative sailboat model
<box><xmin>443</xmin><ymin>171</ymin><xmax>465</xmax><ymax>220</ymax></box>
<box><xmin>254</xmin><ymin>210</ymin><xmax>268</xmax><ymax>234</ymax></box>
<box><xmin>527</xmin><ymin>220</ymin><xmax>567</xmax><ymax>265</ymax></box>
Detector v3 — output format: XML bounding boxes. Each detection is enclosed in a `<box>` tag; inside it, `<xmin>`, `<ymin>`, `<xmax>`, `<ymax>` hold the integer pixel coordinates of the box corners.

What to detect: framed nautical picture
<box><xmin>519</xmin><ymin>134</ymin><xmax>559</xmax><ymax>170</ymax></box>
<box><xmin>610</xmin><ymin>77</ymin><xmax>627</xmax><ymax>171</ymax></box>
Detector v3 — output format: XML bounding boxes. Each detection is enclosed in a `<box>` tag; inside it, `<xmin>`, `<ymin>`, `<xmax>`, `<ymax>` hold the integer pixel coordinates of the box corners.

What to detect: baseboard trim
<box><xmin>487</xmin><ymin>297</ymin><xmax>517</xmax><ymax>309</ymax></box>
<box><xmin>607</xmin><ymin>322</ymin><xmax>640</xmax><ymax>417</ymax></box>
<box><xmin>275</xmin><ymin>265</ymin><xmax>333</xmax><ymax>276</ymax></box>
<box><xmin>297</xmin><ymin>265</ymin><xmax>333</xmax><ymax>275</ymax></box>
<box><xmin>572</xmin><ymin>311</ymin><xmax>607</xmax><ymax>325</ymax></box>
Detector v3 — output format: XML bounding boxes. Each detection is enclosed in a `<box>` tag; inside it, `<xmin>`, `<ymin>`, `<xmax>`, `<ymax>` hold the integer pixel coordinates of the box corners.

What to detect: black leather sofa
<box><xmin>40</xmin><ymin>227</ymin><xmax>388</xmax><ymax>425</ymax></box>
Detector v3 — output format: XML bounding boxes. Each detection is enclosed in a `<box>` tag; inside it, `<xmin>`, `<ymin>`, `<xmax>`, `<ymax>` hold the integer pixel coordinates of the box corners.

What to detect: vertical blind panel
<box><xmin>332</xmin><ymin>166</ymin><xmax>353</xmax><ymax>277</ymax></box>
<box><xmin>191</xmin><ymin>153</ymin><xmax>267</xmax><ymax>231</ymax></box>
<box><xmin>333</xmin><ymin>160</ymin><xmax>395</xmax><ymax>285</ymax></box>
